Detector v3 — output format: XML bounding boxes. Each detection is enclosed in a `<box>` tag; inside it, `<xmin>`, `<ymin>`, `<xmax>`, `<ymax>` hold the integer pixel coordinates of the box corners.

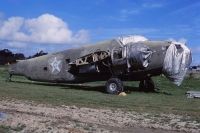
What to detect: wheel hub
<box><xmin>109</xmin><ymin>83</ymin><xmax>117</xmax><ymax>91</ymax></box>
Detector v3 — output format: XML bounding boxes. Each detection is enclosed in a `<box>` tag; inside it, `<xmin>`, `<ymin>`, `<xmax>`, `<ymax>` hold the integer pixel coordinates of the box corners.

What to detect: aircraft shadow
<box><xmin>9</xmin><ymin>80</ymin><xmax>172</xmax><ymax>95</ymax></box>
<box><xmin>124</xmin><ymin>86</ymin><xmax>172</xmax><ymax>95</ymax></box>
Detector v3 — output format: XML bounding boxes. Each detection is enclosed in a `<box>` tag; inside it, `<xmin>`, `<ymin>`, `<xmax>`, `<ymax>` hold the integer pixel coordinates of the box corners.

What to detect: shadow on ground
<box><xmin>8</xmin><ymin>80</ymin><xmax>172</xmax><ymax>95</ymax></box>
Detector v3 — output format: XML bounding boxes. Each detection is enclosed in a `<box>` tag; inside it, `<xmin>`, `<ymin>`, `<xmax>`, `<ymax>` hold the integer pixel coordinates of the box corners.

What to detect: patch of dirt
<box><xmin>0</xmin><ymin>99</ymin><xmax>199</xmax><ymax>133</ymax></box>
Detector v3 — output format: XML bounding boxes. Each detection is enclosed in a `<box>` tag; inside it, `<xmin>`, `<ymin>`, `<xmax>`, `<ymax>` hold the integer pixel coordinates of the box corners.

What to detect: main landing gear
<box><xmin>6</xmin><ymin>74</ymin><xmax>12</xmax><ymax>82</ymax></box>
<box><xmin>105</xmin><ymin>78</ymin><xmax>123</xmax><ymax>94</ymax></box>
<box><xmin>105</xmin><ymin>77</ymin><xmax>155</xmax><ymax>94</ymax></box>
<box><xmin>139</xmin><ymin>77</ymin><xmax>155</xmax><ymax>92</ymax></box>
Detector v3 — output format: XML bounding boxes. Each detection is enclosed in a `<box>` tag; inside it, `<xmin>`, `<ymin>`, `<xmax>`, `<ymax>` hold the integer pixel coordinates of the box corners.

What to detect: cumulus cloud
<box><xmin>0</xmin><ymin>14</ymin><xmax>89</xmax><ymax>48</ymax></box>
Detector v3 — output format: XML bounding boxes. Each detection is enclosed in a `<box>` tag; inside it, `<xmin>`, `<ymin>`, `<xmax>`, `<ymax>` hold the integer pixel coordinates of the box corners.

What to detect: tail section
<box><xmin>8</xmin><ymin>60</ymin><xmax>26</xmax><ymax>76</ymax></box>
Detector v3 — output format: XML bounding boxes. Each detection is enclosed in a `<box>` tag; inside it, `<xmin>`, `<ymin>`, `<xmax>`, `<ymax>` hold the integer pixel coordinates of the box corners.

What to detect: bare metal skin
<box><xmin>8</xmin><ymin>38</ymin><xmax>191</xmax><ymax>94</ymax></box>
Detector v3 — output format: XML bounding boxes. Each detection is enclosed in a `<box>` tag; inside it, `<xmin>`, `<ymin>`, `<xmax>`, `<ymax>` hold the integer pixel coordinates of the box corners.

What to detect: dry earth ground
<box><xmin>0</xmin><ymin>99</ymin><xmax>199</xmax><ymax>133</ymax></box>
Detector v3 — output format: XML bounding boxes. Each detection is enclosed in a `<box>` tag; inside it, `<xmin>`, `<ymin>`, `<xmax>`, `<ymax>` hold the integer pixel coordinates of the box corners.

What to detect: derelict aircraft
<box><xmin>8</xmin><ymin>35</ymin><xmax>192</xmax><ymax>94</ymax></box>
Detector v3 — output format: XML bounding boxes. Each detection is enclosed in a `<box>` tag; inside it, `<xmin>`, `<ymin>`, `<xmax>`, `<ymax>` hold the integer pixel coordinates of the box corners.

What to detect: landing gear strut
<box><xmin>6</xmin><ymin>74</ymin><xmax>12</xmax><ymax>82</ymax></box>
<box><xmin>139</xmin><ymin>77</ymin><xmax>155</xmax><ymax>92</ymax></box>
<box><xmin>105</xmin><ymin>78</ymin><xmax>123</xmax><ymax>94</ymax></box>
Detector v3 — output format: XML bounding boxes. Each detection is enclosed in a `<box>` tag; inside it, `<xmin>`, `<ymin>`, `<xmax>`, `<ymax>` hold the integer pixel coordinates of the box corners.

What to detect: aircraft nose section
<box><xmin>162</xmin><ymin>42</ymin><xmax>192</xmax><ymax>86</ymax></box>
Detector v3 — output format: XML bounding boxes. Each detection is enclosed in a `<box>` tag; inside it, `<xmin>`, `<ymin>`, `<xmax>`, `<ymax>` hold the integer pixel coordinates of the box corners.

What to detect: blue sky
<box><xmin>0</xmin><ymin>0</ymin><xmax>199</xmax><ymax>64</ymax></box>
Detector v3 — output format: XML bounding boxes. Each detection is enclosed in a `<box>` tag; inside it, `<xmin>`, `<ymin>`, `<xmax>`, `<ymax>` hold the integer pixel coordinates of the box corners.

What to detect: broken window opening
<box><xmin>113</xmin><ymin>48</ymin><xmax>123</xmax><ymax>59</ymax></box>
<box><xmin>70</xmin><ymin>51</ymin><xmax>110</xmax><ymax>66</ymax></box>
<box><xmin>66</xmin><ymin>59</ymin><xmax>70</xmax><ymax>63</ymax></box>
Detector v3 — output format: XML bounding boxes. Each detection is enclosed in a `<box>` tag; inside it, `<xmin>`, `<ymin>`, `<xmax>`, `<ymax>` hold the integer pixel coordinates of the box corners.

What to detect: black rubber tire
<box><xmin>139</xmin><ymin>78</ymin><xmax>155</xmax><ymax>92</ymax></box>
<box><xmin>105</xmin><ymin>78</ymin><xmax>123</xmax><ymax>94</ymax></box>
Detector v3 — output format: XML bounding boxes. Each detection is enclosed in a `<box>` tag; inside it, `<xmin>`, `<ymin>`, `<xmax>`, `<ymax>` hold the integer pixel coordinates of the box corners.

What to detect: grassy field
<box><xmin>0</xmin><ymin>65</ymin><xmax>200</xmax><ymax>117</ymax></box>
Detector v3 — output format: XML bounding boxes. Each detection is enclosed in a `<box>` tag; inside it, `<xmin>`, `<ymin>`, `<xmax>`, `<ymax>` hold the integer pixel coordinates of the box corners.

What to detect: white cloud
<box><xmin>168</xmin><ymin>38</ymin><xmax>187</xmax><ymax>44</ymax></box>
<box><xmin>7</xmin><ymin>41</ymin><xmax>27</xmax><ymax>48</ymax></box>
<box><xmin>179</xmin><ymin>38</ymin><xmax>187</xmax><ymax>44</ymax></box>
<box><xmin>0</xmin><ymin>13</ymin><xmax>90</xmax><ymax>47</ymax></box>
<box><xmin>120</xmin><ymin>9</ymin><xmax>140</xmax><ymax>16</ymax></box>
<box><xmin>117</xmin><ymin>2</ymin><xmax>164</xmax><ymax>21</ymax></box>
<box><xmin>169</xmin><ymin>2</ymin><xmax>200</xmax><ymax>15</ymax></box>
<box><xmin>71</xmin><ymin>29</ymin><xmax>90</xmax><ymax>44</ymax></box>
<box><xmin>117</xmin><ymin>9</ymin><xmax>140</xmax><ymax>21</ymax></box>
<box><xmin>142</xmin><ymin>3</ymin><xmax>163</xmax><ymax>8</ymax></box>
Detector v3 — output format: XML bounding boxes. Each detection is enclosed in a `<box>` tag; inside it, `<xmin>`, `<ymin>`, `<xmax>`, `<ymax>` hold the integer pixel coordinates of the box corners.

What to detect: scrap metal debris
<box><xmin>186</xmin><ymin>91</ymin><xmax>200</xmax><ymax>98</ymax></box>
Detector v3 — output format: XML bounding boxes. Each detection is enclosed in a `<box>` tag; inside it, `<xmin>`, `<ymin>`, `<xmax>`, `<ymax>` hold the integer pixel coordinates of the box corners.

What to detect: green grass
<box><xmin>0</xmin><ymin>124</ymin><xmax>25</xmax><ymax>133</ymax></box>
<box><xmin>0</xmin><ymin>65</ymin><xmax>200</xmax><ymax>118</ymax></box>
<box><xmin>0</xmin><ymin>125</ymin><xmax>10</xmax><ymax>133</ymax></box>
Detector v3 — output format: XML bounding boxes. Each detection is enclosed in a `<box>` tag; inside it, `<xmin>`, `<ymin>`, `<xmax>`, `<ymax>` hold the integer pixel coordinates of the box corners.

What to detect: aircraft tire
<box><xmin>139</xmin><ymin>78</ymin><xmax>155</xmax><ymax>92</ymax></box>
<box><xmin>106</xmin><ymin>78</ymin><xmax>123</xmax><ymax>94</ymax></box>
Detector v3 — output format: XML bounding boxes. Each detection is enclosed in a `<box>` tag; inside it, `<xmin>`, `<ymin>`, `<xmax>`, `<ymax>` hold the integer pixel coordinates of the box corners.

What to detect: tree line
<box><xmin>0</xmin><ymin>49</ymin><xmax>47</xmax><ymax>65</ymax></box>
